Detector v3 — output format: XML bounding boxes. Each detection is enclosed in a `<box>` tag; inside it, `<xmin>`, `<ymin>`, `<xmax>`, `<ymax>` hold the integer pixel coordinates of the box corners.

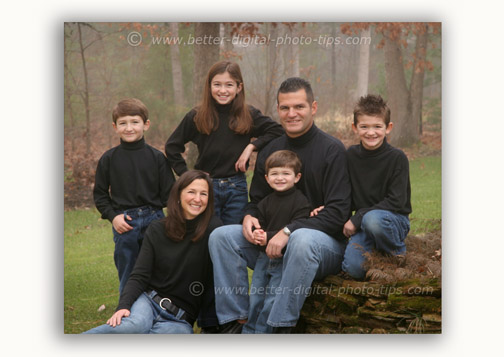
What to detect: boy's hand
<box><xmin>112</xmin><ymin>214</ymin><xmax>133</xmax><ymax>234</ymax></box>
<box><xmin>310</xmin><ymin>205</ymin><xmax>325</xmax><ymax>217</ymax></box>
<box><xmin>243</xmin><ymin>215</ymin><xmax>261</xmax><ymax>243</ymax></box>
<box><xmin>235</xmin><ymin>144</ymin><xmax>255</xmax><ymax>172</ymax></box>
<box><xmin>253</xmin><ymin>229</ymin><xmax>267</xmax><ymax>246</ymax></box>
<box><xmin>343</xmin><ymin>219</ymin><xmax>357</xmax><ymax>238</ymax></box>
<box><xmin>107</xmin><ymin>309</ymin><xmax>130</xmax><ymax>327</ymax></box>
<box><xmin>266</xmin><ymin>230</ymin><xmax>289</xmax><ymax>259</ymax></box>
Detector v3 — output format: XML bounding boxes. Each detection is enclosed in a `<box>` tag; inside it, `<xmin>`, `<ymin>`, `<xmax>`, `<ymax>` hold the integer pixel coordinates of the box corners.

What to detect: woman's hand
<box><xmin>106</xmin><ymin>309</ymin><xmax>130</xmax><ymax>327</ymax></box>
<box><xmin>234</xmin><ymin>144</ymin><xmax>256</xmax><ymax>172</ymax></box>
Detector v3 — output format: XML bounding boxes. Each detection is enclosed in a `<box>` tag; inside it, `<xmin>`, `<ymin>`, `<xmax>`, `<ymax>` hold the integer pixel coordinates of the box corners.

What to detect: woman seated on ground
<box><xmin>84</xmin><ymin>170</ymin><xmax>221</xmax><ymax>334</ymax></box>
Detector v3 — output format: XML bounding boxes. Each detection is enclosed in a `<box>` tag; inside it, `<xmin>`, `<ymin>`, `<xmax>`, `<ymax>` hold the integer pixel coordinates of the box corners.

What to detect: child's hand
<box><xmin>235</xmin><ymin>144</ymin><xmax>255</xmax><ymax>172</ymax></box>
<box><xmin>343</xmin><ymin>219</ymin><xmax>357</xmax><ymax>238</ymax></box>
<box><xmin>112</xmin><ymin>214</ymin><xmax>133</xmax><ymax>234</ymax></box>
<box><xmin>253</xmin><ymin>229</ymin><xmax>267</xmax><ymax>246</ymax></box>
<box><xmin>310</xmin><ymin>205</ymin><xmax>325</xmax><ymax>217</ymax></box>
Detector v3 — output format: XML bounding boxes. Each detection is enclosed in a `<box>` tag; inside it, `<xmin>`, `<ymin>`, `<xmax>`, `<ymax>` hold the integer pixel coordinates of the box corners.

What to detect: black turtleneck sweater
<box><xmin>116</xmin><ymin>216</ymin><xmax>222</xmax><ymax>322</ymax></box>
<box><xmin>93</xmin><ymin>137</ymin><xmax>175</xmax><ymax>222</ymax></box>
<box><xmin>347</xmin><ymin>138</ymin><xmax>412</xmax><ymax>229</ymax></box>
<box><xmin>165</xmin><ymin>104</ymin><xmax>284</xmax><ymax>178</ymax></box>
<box><xmin>246</xmin><ymin>124</ymin><xmax>351</xmax><ymax>241</ymax></box>
<box><xmin>257</xmin><ymin>186</ymin><xmax>311</xmax><ymax>241</ymax></box>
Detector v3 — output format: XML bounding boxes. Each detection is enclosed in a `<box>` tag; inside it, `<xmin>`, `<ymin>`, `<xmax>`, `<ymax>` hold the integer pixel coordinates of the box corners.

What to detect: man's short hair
<box><xmin>353</xmin><ymin>94</ymin><xmax>391</xmax><ymax>126</ymax></box>
<box><xmin>112</xmin><ymin>98</ymin><xmax>149</xmax><ymax>124</ymax></box>
<box><xmin>277</xmin><ymin>77</ymin><xmax>314</xmax><ymax>104</ymax></box>
<box><xmin>265</xmin><ymin>150</ymin><xmax>302</xmax><ymax>175</ymax></box>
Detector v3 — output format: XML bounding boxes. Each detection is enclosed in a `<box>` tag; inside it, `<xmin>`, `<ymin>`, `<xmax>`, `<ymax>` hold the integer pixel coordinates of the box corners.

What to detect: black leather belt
<box><xmin>148</xmin><ymin>291</ymin><xmax>193</xmax><ymax>325</ymax></box>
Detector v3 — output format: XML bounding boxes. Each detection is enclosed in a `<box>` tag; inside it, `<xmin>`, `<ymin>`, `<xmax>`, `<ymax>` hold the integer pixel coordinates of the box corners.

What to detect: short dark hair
<box><xmin>112</xmin><ymin>98</ymin><xmax>149</xmax><ymax>124</ymax></box>
<box><xmin>277</xmin><ymin>77</ymin><xmax>314</xmax><ymax>104</ymax></box>
<box><xmin>265</xmin><ymin>150</ymin><xmax>302</xmax><ymax>175</ymax></box>
<box><xmin>353</xmin><ymin>94</ymin><xmax>391</xmax><ymax>126</ymax></box>
<box><xmin>164</xmin><ymin>170</ymin><xmax>214</xmax><ymax>243</ymax></box>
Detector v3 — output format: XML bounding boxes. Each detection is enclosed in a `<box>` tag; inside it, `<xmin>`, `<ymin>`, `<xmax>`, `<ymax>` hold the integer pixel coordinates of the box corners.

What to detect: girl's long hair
<box><xmin>164</xmin><ymin>170</ymin><xmax>214</xmax><ymax>242</ymax></box>
<box><xmin>194</xmin><ymin>61</ymin><xmax>253</xmax><ymax>135</ymax></box>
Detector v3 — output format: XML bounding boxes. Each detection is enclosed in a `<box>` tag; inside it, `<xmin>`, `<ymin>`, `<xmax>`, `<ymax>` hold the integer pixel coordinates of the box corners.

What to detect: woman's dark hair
<box><xmin>194</xmin><ymin>60</ymin><xmax>253</xmax><ymax>135</ymax></box>
<box><xmin>164</xmin><ymin>170</ymin><xmax>214</xmax><ymax>242</ymax></box>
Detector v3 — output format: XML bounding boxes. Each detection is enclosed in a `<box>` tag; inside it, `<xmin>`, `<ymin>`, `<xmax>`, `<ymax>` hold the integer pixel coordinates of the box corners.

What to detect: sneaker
<box><xmin>273</xmin><ymin>326</ymin><xmax>293</xmax><ymax>334</ymax></box>
<box><xmin>218</xmin><ymin>320</ymin><xmax>244</xmax><ymax>334</ymax></box>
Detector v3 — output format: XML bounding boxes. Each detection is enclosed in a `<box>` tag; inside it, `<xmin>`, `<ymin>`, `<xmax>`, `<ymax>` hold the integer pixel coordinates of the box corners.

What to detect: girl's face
<box><xmin>180</xmin><ymin>179</ymin><xmax>209</xmax><ymax>220</ymax></box>
<box><xmin>211</xmin><ymin>71</ymin><xmax>242</xmax><ymax>105</ymax></box>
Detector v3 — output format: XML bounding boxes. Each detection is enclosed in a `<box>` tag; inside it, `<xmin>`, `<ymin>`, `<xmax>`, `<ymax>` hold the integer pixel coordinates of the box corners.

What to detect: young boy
<box><xmin>242</xmin><ymin>150</ymin><xmax>311</xmax><ymax>334</ymax></box>
<box><xmin>93</xmin><ymin>98</ymin><xmax>175</xmax><ymax>293</ymax></box>
<box><xmin>341</xmin><ymin>94</ymin><xmax>412</xmax><ymax>280</ymax></box>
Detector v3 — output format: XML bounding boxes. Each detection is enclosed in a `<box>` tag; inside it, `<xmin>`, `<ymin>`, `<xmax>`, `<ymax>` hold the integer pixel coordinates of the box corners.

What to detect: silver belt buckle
<box><xmin>159</xmin><ymin>297</ymin><xmax>172</xmax><ymax>310</ymax></box>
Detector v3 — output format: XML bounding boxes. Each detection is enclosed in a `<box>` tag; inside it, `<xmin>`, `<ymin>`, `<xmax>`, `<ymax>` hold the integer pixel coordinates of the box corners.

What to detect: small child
<box><xmin>242</xmin><ymin>150</ymin><xmax>311</xmax><ymax>334</ymax></box>
<box><xmin>93</xmin><ymin>98</ymin><xmax>175</xmax><ymax>293</ymax></box>
<box><xmin>342</xmin><ymin>94</ymin><xmax>412</xmax><ymax>280</ymax></box>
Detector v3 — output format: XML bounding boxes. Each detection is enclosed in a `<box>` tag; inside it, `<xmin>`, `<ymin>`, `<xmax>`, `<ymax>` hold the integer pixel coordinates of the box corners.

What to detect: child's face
<box><xmin>112</xmin><ymin>115</ymin><xmax>150</xmax><ymax>143</ymax></box>
<box><xmin>265</xmin><ymin>167</ymin><xmax>301</xmax><ymax>192</ymax></box>
<box><xmin>180</xmin><ymin>179</ymin><xmax>209</xmax><ymax>220</ymax></box>
<box><xmin>211</xmin><ymin>71</ymin><xmax>242</xmax><ymax>105</ymax></box>
<box><xmin>352</xmin><ymin>114</ymin><xmax>393</xmax><ymax>150</ymax></box>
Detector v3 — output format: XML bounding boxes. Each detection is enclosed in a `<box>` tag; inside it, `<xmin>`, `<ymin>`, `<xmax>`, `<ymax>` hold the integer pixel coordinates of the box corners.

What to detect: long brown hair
<box><xmin>194</xmin><ymin>61</ymin><xmax>253</xmax><ymax>135</ymax></box>
<box><xmin>164</xmin><ymin>170</ymin><xmax>214</xmax><ymax>242</ymax></box>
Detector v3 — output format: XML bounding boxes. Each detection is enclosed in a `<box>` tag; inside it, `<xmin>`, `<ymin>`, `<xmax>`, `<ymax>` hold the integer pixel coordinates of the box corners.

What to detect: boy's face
<box><xmin>352</xmin><ymin>114</ymin><xmax>393</xmax><ymax>151</ymax></box>
<box><xmin>277</xmin><ymin>89</ymin><xmax>317</xmax><ymax>139</ymax></box>
<box><xmin>112</xmin><ymin>115</ymin><xmax>150</xmax><ymax>143</ymax></box>
<box><xmin>265</xmin><ymin>167</ymin><xmax>301</xmax><ymax>192</ymax></box>
<box><xmin>211</xmin><ymin>71</ymin><xmax>242</xmax><ymax>105</ymax></box>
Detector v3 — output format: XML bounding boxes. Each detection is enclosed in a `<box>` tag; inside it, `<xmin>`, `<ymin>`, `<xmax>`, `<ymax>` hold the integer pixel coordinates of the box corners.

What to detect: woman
<box><xmin>84</xmin><ymin>170</ymin><xmax>221</xmax><ymax>334</ymax></box>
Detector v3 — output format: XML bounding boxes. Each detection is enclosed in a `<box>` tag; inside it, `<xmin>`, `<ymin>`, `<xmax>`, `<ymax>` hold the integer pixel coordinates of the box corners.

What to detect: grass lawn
<box><xmin>64</xmin><ymin>155</ymin><xmax>441</xmax><ymax>334</ymax></box>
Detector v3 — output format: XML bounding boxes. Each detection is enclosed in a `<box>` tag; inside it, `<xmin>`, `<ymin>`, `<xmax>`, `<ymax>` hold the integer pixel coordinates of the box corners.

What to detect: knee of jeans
<box><xmin>286</xmin><ymin>230</ymin><xmax>318</xmax><ymax>257</ymax></box>
<box><xmin>342</xmin><ymin>258</ymin><xmax>366</xmax><ymax>280</ymax></box>
<box><xmin>209</xmin><ymin>225</ymin><xmax>240</xmax><ymax>250</ymax></box>
<box><xmin>361</xmin><ymin>210</ymin><xmax>389</xmax><ymax>235</ymax></box>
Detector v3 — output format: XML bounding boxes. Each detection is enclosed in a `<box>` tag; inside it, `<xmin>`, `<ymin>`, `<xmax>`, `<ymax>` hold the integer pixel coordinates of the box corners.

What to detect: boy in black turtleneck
<box><xmin>243</xmin><ymin>150</ymin><xmax>311</xmax><ymax>333</ymax></box>
<box><xmin>341</xmin><ymin>95</ymin><xmax>412</xmax><ymax>280</ymax></box>
<box><xmin>93</xmin><ymin>98</ymin><xmax>175</xmax><ymax>293</ymax></box>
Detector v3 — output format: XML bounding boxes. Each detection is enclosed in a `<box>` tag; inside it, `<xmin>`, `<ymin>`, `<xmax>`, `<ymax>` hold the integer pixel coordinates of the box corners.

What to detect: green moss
<box><xmin>387</xmin><ymin>294</ymin><xmax>441</xmax><ymax>313</ymax></box>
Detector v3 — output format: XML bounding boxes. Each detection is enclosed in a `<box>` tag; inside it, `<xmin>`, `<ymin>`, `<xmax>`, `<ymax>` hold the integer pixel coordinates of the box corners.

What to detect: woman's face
<box><xmin>180</xmin><ymin>179</ymin><xmax>209</xmax><ymax>220</ymax></box>
<box><xmin>210</xmin><ymin>71</ymin><xmax>242</xmax><ymax>105</ymax></box>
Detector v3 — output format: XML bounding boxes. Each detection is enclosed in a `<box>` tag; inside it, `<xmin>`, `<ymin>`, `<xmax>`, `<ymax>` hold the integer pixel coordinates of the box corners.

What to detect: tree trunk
<box><xmin>356</xmin><ymin>27</ymin><xmax>371</xmax><ymax>100</ymax></box>
<box><xmin>330</xmin><ymin>23</ymin><xmax>338</xmax><ymax>112</ymax></box>
<box><xmin>169</xmin><ymin>22</ymin><xmax>185</xmax><ymax>116</ymax></box>
<box><xmin>77</xmin><ymin>23</ymin><xmax>92</xmax><ymax>157</ymax></box>
<box><xmin>384</xmin><ymin>33</ymin><xmax>416</xmax><ymax>147</ymax></box>
<box><xmin>410</xmin><ymin>23</ymin><xmax>428</xmax><ymax>136</ymax></box>
<box><xmin>264</xmin><ymin>23</ymin><xmax>280</xmax><ymax>116</ymax></box>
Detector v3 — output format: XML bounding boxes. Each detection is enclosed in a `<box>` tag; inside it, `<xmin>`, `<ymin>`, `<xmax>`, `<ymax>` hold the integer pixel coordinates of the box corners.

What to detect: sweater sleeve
<box><xmin>116</xmin><ymin>225</ymin><xmax>156</xmax><ymax>311</ymax></box>
<box><xmin>245</xmin><ymin>146</ymin><xmax>274</xmax><ymax>218</ymax></box>
<box><xmin>350</xmin><ymin>153</ymin><xmax>411</xmax><ymax>229</ymax></box>
<box><xmin>93</xmin><ymin>152</ymin><xmax>119</xmax><ymax>222</ymax></box>
<box><xmin>248</xmin><ymin>106</ymin><xmax>284</xmax><ymax>151</ymax></box>
<box><xmin>165</xmin><ymin>110</ymin><xmax>198</xmax><ymax>176</ymax></box>
<box><xmin>265</xmin><ymin>196</ymin><xmax>311</xmax><ymax>241</ymax></box>
<box><xmin>158</xmin><ymin>154</ymin><xmax>176</xmax><ymax>207</ymax></box>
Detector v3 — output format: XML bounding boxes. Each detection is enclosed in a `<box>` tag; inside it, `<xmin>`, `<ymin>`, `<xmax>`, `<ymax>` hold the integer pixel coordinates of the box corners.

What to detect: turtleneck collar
<box><xmin>286</xmin><ymin>123</ymin><xmax>318</xmax><ymax>147</ymax></box>
<box><xmin>215</xmin><ymin>102</ymin><xmax>233</xmax><ymax>114</ymax></box>
<box><xmin>273</xmin><ymin>186</ymin><xmax>297</xmax><ymax>198</ymax></box>
<box><xmin>120</xmin><ymin>137</ymin><xmax>146</xmax><ymax>150</ymax></box>
<box><xmin>359</xmin><ymin>137</ymin><xmax>390</xmax><ymax>156</ymax></box>
<box><xmin>185</xmin><ymin>214</ymin><xmax>202</xmax><ymax>235</ymax></box>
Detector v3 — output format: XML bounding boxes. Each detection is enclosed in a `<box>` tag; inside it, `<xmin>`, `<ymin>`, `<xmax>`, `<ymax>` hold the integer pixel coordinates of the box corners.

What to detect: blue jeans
<box><xmin>212</xmin><ymin>173</ymin><xmax>248</xmax><ymax>225</ymax></box>
<box><xmin>113</xmin><ymin>206</ymin><xmax>164</xmax><ymax>293</ymax></box>
<box><xmin>209</xmin><ymin>225</ymin><xmax>346</xmax><ymax>329</ymax></box>
<box><xmin>342</xmin><ymin>210</ymin><xmax>410</xmax><ymax>280</ymax></box>
<box><xmin>82</xmin><ymin>291</ymin><xmax>193</xmax><ymax>334</ymax></box>
<box><xmin>242</xmin><ymin>252</ymin><xmax>283</xmax><ymax>334</ymax></box>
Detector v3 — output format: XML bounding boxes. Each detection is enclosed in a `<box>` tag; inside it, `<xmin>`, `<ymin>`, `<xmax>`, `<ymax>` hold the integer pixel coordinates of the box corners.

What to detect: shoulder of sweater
<box><xmin>314</xmin><ymin>128</ymin><xmax>346</xmax><ymax>150</ymax></box>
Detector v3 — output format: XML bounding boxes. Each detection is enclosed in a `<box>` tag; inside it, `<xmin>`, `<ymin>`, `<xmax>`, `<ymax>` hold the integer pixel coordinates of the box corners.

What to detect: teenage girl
<box><xmin>165</xmin><ymin>60</ymin><xmax>283</xmax><ymax>225</ymax></box>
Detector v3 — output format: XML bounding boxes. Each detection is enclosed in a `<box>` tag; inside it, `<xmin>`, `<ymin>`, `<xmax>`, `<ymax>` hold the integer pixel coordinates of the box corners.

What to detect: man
<box><xmin>209</xmin><ymin>77</ymin><xmax>351</xmax><ymax>333</ymax></box>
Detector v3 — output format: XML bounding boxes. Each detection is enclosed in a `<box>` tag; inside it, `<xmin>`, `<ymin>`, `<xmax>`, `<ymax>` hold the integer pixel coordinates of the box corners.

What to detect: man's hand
<box><xmin>106</xmin><ymin>309</ymin><xmax>130</xmax><ymax>327</ymax></box>
<box><xmin>112</xmin><ymin>214</ymin><xmax>133</xmax><ymax>234</ymax></box>
<box><xmin>310</xmin><ymin>205</ymin><xmax>325</xmax><ymax>217</ymax></box>
<box><xmin>243</xmin><ymin>215</ymin><xmax>261</xmax><ymax>243</ymax></box>
<box><xmin>343</xmin><ymin>219</ymin><xmax>357</xmax><ymax>238</ymax></box>
<box><xmin>253</xmin><ymin>229</ymin><xmax>267</xmax><ymax>246</ymax></box>
<box><xmin>266</xmin><ymin>230</ymin><xmax>289</xmax><ymax>259</ymax></box>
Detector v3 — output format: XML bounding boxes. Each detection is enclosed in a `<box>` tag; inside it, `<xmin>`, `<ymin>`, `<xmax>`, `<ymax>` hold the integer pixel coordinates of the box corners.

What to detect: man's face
<box><xmin>277</xmin><ymin>89</ymin><xmax>317</xmax><ymax>138</ymax></box>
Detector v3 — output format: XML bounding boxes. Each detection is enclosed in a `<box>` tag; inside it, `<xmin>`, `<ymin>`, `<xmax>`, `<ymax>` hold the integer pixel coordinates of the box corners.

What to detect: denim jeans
<box><xmin>82</xmin><ymin>291</ymin><xmax>193</xmax><ymax>334</ymax></box>
<box><xmin>342</xmin><ymin>210</ymin><xmax>410</xmax><ymax>280</ymax></box>
<box><xmin>209</xmin><ymin>225</ymin><xmax>346</xmax><ymax>329</ymax></box>
<box><xmin>113</xmin><ymin>206</ymin><xmax>164</xmax><ymax>293</ymax></box>
<box><xmin>242</xmin><ymin>252</ymin><xmax>283</xmax><ymax>334</ymax></box>
<box><xmin>212</xmin><ymin>173</ymin><xmax>248</xmax><ymax>225</ymax></box>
